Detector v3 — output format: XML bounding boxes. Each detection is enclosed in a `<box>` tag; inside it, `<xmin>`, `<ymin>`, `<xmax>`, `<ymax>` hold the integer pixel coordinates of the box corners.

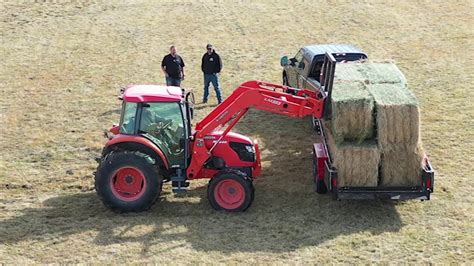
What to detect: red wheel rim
<box><xmin>214</xmin><ymin>179</ymin><xmax>245</xmax><ymax>210</ymax></box>
<box><xmin>110</xmin><ymin>167</ymin><xmax>147</xmax><ymax>202</ymax></box>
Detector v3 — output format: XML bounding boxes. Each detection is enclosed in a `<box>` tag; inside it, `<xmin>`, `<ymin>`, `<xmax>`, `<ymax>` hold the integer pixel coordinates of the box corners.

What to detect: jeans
<box><xmin>203</xmin><ymin>73</ymin><xmax>222</xmax><ymax>103</ymax></box>
<box><xmin>166</xmin><ymin>76</ymin><xmax>181</xmax><ymax>87</ymax></box>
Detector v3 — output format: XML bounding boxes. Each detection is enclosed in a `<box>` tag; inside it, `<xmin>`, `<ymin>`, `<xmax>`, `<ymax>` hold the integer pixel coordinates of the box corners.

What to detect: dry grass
<box><xmin>0</xmin><ymin>0</ymin><xmax>473</xmax><ymax>263</ymax></box>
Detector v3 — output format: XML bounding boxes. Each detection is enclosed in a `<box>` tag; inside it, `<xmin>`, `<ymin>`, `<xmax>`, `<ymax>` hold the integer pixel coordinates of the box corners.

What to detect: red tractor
<box><xmin>95</xmin><ymin>53</ymin><xmax>434</xmax><ymax>212</ymax></box>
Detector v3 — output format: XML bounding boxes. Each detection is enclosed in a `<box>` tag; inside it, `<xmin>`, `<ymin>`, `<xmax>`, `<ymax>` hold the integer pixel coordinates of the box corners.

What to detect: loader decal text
<box><xmin>264</xmin><ymin>98</ymin><xmax>282</xmax><ymax>105</ymax></box>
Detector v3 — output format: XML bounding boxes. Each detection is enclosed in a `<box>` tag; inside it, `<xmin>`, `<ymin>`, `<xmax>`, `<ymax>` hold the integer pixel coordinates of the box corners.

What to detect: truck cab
<box><xmin>281</xmin><ymin>44</ymin><xmax>367</xmax><ymax>90</ymax></box>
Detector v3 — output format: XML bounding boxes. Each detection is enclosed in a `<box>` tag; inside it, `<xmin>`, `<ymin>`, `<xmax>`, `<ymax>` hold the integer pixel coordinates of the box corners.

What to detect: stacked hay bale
<box><xmin>323</xmin><ymin>61</ymin><xmax>424</xmax><ymax>187</ymax></box>
<box><xmin>368</xmin><ymin>83</ymin><xmax>424</xmax><ymax>186</ymax></box>
<box><xmin>330</xmin><ymin>81</ymin><xmax>374</xmax><ymax>144</ymax></box>
<box><xmin>323</xmin><ymin>121</ymin><xmax>380</xmax><ymax>187</ymax></box>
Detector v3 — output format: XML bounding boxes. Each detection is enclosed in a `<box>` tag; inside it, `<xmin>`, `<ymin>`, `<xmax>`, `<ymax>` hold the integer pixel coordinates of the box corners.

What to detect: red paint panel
<box><xmin>106</xmin><ymin>134</ymin><xmax>169</xmax><ymax>169</ymax></box>
<box><xmin>314</xmin><ymin>143</ymin><xmax>328</xmax><ymax>180</ymax></box>
<box><xmin>123</xmin><ymin>85</ymin><xmax>182</xmax><ymax>102</ymax></box>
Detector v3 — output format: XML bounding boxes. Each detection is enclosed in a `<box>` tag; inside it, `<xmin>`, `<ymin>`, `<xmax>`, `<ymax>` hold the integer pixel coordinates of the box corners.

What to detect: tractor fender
<box><xmin>103</xmin><ymin>134</ymin><xmax>169</xmax><ymax>169</ymax></box>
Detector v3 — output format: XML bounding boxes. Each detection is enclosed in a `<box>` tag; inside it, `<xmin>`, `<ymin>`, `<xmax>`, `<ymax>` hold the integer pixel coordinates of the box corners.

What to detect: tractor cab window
<box><xmin>139</xmin><ymin>102</ymin><xmax>185</xmax><ymax>159</ymax></box>
<box><xmin>120</xmin><ymin>102</ymin><xmax>138</xmax><ymax>134</ymax></box>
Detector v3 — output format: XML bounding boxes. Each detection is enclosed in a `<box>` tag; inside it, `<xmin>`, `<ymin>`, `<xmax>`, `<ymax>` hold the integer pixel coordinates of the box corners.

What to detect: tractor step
<box><xmin>172</xmin><ymin>180</ymin><xmax>189</xmax><ymax>188</ymax></box>
<box><xmin>172</xmin><ymin>181</ymin><xmax>189</xmax><ymax>193</ymax></box>
<box><xmin>172</xmin><ymin>187</ymin><xmax>188</xmax><ymax>193</ymax></box>
<box><xmin>170</xmin><ymin>168</ymin><xmax>188</xmax><ymax>193</ymax></box>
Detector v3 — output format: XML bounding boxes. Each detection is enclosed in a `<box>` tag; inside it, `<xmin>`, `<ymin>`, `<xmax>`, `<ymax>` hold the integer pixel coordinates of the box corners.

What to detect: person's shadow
<box><xmin>0</xmin><ymin>110</ymin><xmax>403</xmax><ymax>253</ymax></box>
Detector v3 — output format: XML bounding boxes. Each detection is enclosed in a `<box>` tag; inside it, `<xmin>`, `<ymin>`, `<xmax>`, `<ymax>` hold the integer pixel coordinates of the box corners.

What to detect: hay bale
<box><xmin>334</xmin><ymin>61</ymin><xmax>407</xmax><ymax>85</ymax></box>
<box><xmin>379</xmin><ymin>143</ymin><xmax>425</xmax><ymax>187</ymax></box>
<box><xmin>334</xmin><ymin>63</ymin><xmax>368</xmax><ymax>83</ymax></box>
<box><xmin>331</xmin><ymin>81</ymin><xmax>375</xmax><ymax>143</ymax></box>
<box><xmin>323</xmin><ymin>122</ymin><xmax>380</xmax><ymax>187</ymax></box>
<box><xmin>368</xmin><ymin>83</ymin><xmax>420</xmax><ymax>147</ymax></box>
<box><xmin>368</xmin><ymin>83</ymin><xmax>424</xmax><ymax>186</ymax></box>
<box><xmin>361</xmin><ymin>63</ymin><xmax>407</xmax><ymax>85</ymax></box>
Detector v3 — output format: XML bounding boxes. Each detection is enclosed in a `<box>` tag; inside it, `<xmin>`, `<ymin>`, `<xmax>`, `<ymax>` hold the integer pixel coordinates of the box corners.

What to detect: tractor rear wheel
<box><xmin>95</xmin><ymin>151</ymin><xmax>162</xmax><ymax>212</ymax></box>
<box><xmin>208</xmin><ymin>171</ymin><xmax>254</xmax><ymax>212</ymax></box>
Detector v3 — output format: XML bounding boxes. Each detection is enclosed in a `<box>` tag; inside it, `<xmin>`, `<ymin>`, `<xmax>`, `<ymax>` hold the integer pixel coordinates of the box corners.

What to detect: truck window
<box><xmin>302</xmin><ymin>57</ymin><xmax>311</xmax><ymax>76</ymax></box>
<box><xmin>309</xmin><ymin>60</ymin><xmax>324</xmax><ymax>81</ymax></box>
<box><xmin>294</xmin><ymin>50</ymin><xmax>303</xmax><ymax>63</ymax></box>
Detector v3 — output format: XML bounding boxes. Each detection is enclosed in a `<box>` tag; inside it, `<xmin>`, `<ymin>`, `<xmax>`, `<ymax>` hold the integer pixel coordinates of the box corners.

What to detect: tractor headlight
<box><xmin>229</xmin><ymin>142</ymin><xmax>256</xmax><ymax>162</ymax></box>
<box><xmin>245</xmin><ymin>145</ymin><xmax>255</xmax><ymax>153</ymax></box>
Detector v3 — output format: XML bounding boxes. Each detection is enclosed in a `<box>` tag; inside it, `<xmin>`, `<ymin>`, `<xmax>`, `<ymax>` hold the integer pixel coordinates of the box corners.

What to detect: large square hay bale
<box><xmin>334</xmin><ymin>61</ymin><xmax>407</xmax><ymax>85</ymax></box>
<box><xmin>379</xmin><ymin>143</ymin><xmax>424</xmax><ymax>187</ymax></box>
<box><xmin>331</xmin><ymin>81</ymin><xmax>375</xmax><ymax>143</ymax></box>
<box><xmin>368</xmin><ymin>83</ymin><xmax>420</xmax><ymax>147</ymax></box>
<box><xmin>323</xmin><ymin>122</ymin><xmax>380</xmax><ymax>187</ymax></box>
<box><xmin>368</xmin><ymin>83</ymin><xmax>424</xmax><ymax>186</ymax></box>
<box><xmin>361</xmin><ymin>63</ymin><xmax>407</xmax><ymax>85</ymax></box>
<box><xmin>334</xmin><ymin>63</ymin><xmax>368</xmax><ymax>83</ymax></box>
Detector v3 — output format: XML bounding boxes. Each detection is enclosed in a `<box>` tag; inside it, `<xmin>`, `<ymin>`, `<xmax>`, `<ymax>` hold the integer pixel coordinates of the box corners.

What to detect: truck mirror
<box><xmin>280</xmin><ymin>56</ymin><xmax>289</xmax><ymax>66</ymax></box>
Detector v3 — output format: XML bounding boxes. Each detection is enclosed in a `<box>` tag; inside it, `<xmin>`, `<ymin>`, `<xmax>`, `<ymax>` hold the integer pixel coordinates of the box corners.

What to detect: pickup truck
<box><xmin>280</xmin><ymin>44</ymin><xmax>368</xmax><ymax>89</ymax></box>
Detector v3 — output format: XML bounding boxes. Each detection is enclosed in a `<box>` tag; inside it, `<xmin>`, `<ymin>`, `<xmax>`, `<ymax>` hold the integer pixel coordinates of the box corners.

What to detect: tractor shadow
<box><xmin>0</xmin><ymin>110</ymin><xmax>404</xmax><ymax>253</ymax></box>
<box><xmin>0</xmin><ymin>191</ymin><xmax>402</xmax><ymax>254</ymax></box>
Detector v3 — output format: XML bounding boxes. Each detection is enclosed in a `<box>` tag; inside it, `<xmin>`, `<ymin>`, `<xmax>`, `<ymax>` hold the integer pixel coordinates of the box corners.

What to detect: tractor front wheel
<box><xmin>95</xmin><ymin>151</ymin><xmax>162</xmax><ymax>212</ymax></box>
<box><xmin>208</xmin><ymin>171</ymin><xmax>254</xmax><ymax>212</ymax></box>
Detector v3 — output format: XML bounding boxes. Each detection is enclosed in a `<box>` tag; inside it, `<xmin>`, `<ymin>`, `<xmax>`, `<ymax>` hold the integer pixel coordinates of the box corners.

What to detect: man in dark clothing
<box><xmin>201</xmin><ymin>44</ymin><xmax>223</xmax><ymax>104</ymax></box>
<box><xmin>162</xmin><ymin>46</ymin><xmax>185</xmax><ymax>87</ymax></box>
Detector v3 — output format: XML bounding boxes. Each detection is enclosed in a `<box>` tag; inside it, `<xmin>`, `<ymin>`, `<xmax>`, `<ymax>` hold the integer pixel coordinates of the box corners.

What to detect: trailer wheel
<box><xmin>313</xmin><ymin>154</ymin><xmax>328</xmax><ymax>194</ymax></box>
<box><xmin>208</xmin><ymin>171</ymin><xmax>254</xmax><ymax>212</ymax></box>
<box><xmin>95</xmin><ymin>151</ymin><xmax>162</xmax><ymax>213</ymax></box>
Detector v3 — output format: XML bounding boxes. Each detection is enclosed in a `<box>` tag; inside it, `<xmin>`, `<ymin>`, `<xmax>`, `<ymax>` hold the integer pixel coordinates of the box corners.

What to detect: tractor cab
<box><xmin>117</xmin><ymin>85</ymin><xmax>194</xmax><ymax>169</ymax></box>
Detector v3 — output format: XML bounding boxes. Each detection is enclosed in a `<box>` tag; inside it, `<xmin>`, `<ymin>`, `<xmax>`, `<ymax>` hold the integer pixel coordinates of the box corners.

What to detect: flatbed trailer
<box><xmin>312</xmin><ymin>119</ymin><xmax>434</xmax><ymax>200</ymax></box>
<box><xmin>311</xmin><ymin>53</ymin><xmax>434</xmax><ymax>200</ymax></box>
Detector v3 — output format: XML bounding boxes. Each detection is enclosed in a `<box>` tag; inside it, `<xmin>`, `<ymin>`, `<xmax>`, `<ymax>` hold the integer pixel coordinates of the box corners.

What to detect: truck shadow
<box><xmin>0</xmin><ymin>110</ymin><xmax>403</xmax><ymax>253</ymax></box>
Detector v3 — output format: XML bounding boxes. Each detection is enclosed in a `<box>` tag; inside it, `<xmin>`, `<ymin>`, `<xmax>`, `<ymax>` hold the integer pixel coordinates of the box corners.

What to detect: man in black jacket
<box><xmin>201</xmin><ymin>44</ymin><xmax>223</xmax><ymax>104</ymax></box>
<box><xmin>162</xmin><ymin>46</ymin><xmax>185</xmax><ymax>86</ymax></box>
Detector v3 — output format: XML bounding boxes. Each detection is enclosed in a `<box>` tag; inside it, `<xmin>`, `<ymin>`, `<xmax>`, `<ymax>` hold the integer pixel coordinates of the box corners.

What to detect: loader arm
<box><xmin>186</xmin><ymin>80</ymin><xmax>327</xmax><ymax>178</ymax></box>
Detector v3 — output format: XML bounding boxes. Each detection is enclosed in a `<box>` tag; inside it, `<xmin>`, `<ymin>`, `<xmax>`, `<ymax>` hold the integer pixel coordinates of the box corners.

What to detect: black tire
<box><xmin>311</xmin><ymin>117</ymin><xmax>321</xmax><ymax>133</ymax></box>
<box><xmin>313</xmin><ymin>154</ymin><xmax>328</xmax><ymax>194</ymax></box>
<box><xmin>208</xmin><ymin>170</ymin><xmax>254</xmax><ymax>212</ymax></box>
<box><xmin>283</xmin><ymin>72</ymin><xmax>289</xmax><ymax>86</ymax></box>
<box><xmin>95</xmin><ymin>151</ymin><xmax>162</xmax><ymax>213</ymax></box>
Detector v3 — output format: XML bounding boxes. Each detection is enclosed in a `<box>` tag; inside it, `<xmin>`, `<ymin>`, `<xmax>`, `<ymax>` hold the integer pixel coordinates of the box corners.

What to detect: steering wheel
<box><xmin>148</xmin><ymin>119</ymin><xmax>173</xmax><ymax>136</ymax></box>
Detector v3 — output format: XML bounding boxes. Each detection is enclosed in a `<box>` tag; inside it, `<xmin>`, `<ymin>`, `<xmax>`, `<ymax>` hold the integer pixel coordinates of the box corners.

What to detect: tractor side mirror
<box><xmin>280</xmin><ymin>56</ymin><xmax>289</xmax><ymax>66</ymax></box>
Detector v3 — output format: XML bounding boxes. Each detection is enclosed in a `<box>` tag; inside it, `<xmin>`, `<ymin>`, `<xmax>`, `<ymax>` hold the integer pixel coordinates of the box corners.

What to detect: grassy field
<box><xmin>1</xmin><ymin>0</ymin><xmax>473</xmax><ymax>263</ymax></box>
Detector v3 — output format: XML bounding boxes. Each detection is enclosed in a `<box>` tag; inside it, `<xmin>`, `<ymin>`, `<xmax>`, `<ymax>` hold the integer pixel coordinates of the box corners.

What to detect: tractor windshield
<box><xmin>139</xmin><ymin>102</ymin><xmax>186</xmax><ymax>166</ymax></box>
